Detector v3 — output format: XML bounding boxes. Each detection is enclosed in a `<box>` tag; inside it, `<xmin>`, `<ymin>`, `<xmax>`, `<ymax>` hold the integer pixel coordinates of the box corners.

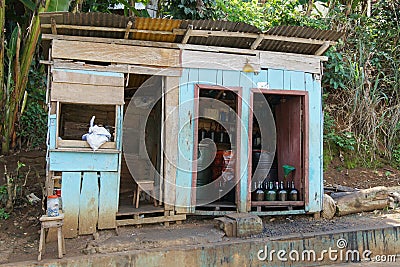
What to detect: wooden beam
<box><xmin>181</xmin><ymin>50</ymin><xmax>261</xmax><ymax>72</ymax></box>
<box><xmin>259</xmin><ymin>50</ymin><xmax>322</xmax><ymax>74</ymax></box>
<box><xmin>314</xmin><ymin>41</ymin><xmax>330</xmax><ymax>56</ymax></box>
<box><xmin>50</xmin><ymin>18</ymin><xmax>57</xmax><ymax>35</ymax></box>
<box><xmin>51</xmin><ymin>82</ymin><xmax>124</xmax><ymax>105</ymax></box>
<box><xmin>251</xmin><ymin>34</ymin><xmax>264</xmax><ymax>50</ymax></box>
<box><xmin>116</xmin><ymin>214</ymin><xmax>186</xmax><ymax>226</ymax></box>
<box><xmin>42</xmin><ymin>34</ymin><xmax>179</xmax><ymax>49</ymax></box>
<box><xmin>53</xmin><ymin>60</ymin><xmax>182</xmax><ymax>76</ymax></box>
<box><xmin>42</xmin><ymin>24</ymin><xmax>184</xmax><ymax>36</ymax></box>
<box><xmin>124</xmin><ymin>21</ymin><xmax>133</xmax><ymax>39</ymax></box>
<box><xmin>181</xmin><ymin>25</ymin><xmax>193</xmax><ymax>44</ymax></box>
<box><xmin>51</xmin><ymin>39</ymin><xmax>180</xmax><ymax>67</ymax></box>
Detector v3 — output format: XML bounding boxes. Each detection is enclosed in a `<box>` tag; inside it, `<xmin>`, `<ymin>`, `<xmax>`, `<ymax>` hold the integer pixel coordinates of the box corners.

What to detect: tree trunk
<box><xmin>331</xmin><ymin>186</ymin><xmax>389</xmax><ymax>216</ymax></box>
<box><xmin>0</xmin><ymin>0</ymin><xmax>5</xmax><ymax>125</ymax></box>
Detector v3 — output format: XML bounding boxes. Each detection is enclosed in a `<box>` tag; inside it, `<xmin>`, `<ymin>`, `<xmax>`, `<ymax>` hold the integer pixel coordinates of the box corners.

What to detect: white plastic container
<box><xmin>47</xmin><ymin>195</ymin><xmax>59</xmax><ymax>217</ymax></box>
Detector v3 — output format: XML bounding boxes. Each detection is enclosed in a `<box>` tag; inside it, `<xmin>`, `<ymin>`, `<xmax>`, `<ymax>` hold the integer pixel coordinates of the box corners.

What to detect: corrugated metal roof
<box><xmin>40</xmin><ymin>12</ymin><xmax>343</xmax><ymax>55</ymax></box>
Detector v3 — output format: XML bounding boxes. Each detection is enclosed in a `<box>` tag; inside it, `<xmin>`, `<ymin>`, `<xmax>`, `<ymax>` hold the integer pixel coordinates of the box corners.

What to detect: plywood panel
<box><xmin>52</xmin><ymin>40</ymin><xmax>180</xmax><ymax>67</ymax></box>
<box><xmin>98</xmin><ymin>172</ymin><xmax>118</xmax><ymax>229</ymax></box>
<box><xmin>268</xmin><ymin>69</ymin><xmax>284</xmax><ymax>89</ymax></box>
<box><xmin>51</xmin><ymin>82</ymin><xmax>124</xmax><ymax>105</ymax></box>
<box><xmin>52</xmin><ymin>69</ymin><xmax>124</xmax><ymax>87</ymax></box>
<box><xmin>61</xmin><ymin>172</ymin><xmax>81</xmax><ymax>238</ymax></box>
<box><xmin>275</xmin><ymin>97</ymin><xmax>302</xmax><ymax>193</ymax></box>
<box><xmin>260</xmin><ymin>51</ymin><xmax>321</xmax><ymax>74</ymax></box>
<box><xmin>79</xmin><ymin>172</ymin><xmax>99</xmax><ymax>235</ymax></box>
<box><xmin>49</xmin><ymin>151</ymin><xmax>119</xmax><ymax>171</ymax></box>
<box><xmin>182</xmin><ymin>50</ymin><xmax>260</xmax><ymax>72</ymax></box>
<box><xmin>175</xmin><ymin>68</ymin><xmax>197</xmax><ymax>213</ymax></box>
<box><xmin>306</xmin><ymin>75</ymin><xmax>323</xmax><ymax>212</ymax></box>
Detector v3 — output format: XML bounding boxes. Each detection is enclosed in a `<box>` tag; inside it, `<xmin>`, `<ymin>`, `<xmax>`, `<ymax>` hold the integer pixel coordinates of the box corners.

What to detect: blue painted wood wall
<box><xmin>47</xmin><ymin>69</ymin><xmax>124</xmax><ymax>237</ymax></box>
<box><xmin>176</xmin><ymin>68</ymin><xmax>323</xmax><ymax>213</ymax></box>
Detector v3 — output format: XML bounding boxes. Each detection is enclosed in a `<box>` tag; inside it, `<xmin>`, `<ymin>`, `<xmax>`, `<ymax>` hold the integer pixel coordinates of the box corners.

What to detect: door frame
<box><xmin>248</xmin><ymin>88</ymin><xmax>309</xmax><ymax>211</ymax></box>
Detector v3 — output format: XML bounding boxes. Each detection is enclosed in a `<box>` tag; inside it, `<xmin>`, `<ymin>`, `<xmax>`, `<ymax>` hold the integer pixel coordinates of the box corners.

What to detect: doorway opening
<box><xmin>193</xmin><ymin>85</ymin><xmax>241</xmax><ymax>212</ymax></box>
<box><xmin>250</xmin><ymin>90</ymin><xmax>308</xmax><ymax>212</ymax></box>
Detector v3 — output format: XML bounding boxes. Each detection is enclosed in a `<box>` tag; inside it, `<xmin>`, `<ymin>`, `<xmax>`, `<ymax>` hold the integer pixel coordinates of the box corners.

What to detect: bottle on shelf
<box><xmin>255</xmin><ymin>181</ymin><xmax>265</xmax><ymax>201</ymax></box>
<box><xmin>289</xmin><ymin>181</ymin><xmax>299</xmax><ymax>201</ymax></box>
<box><xmin>209</xmin><ymin>123</ymin><xmax>216</xmax><ymax>142</ymax></box>
<box><xmin>198</xmin><ymin>126</ymin><xmax>207</xmax><ymax>142</ymax></box>
<box><xmin>253</xmin><ymin>129</ymin><xmax>261</xmax><ymax>149</ymax></box>
<box><xmin>265</xmin><ymin>181</ymin><xmax>277</xmax><ymax>201</ymax></box>
<box><xmin>217</xmin><ymin>124</ymin><xmax>225</xmax><ymax>144</ymax></box>
<box><xmin>278</xmin><ymin>181</ymin><xmax>287</xmax><ymax>201</ymax></box>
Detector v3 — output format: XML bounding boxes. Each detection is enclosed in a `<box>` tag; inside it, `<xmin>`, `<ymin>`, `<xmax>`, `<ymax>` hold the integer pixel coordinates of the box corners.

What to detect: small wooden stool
<box><xmin>38</xmin><ymin>214</ymin><xmax>65</xmax><ymax>261</ymax></box>
<box><xmin>133</xmin><ymin>181</ymin><xmax>157</xmax><ymax>208</ymax></box>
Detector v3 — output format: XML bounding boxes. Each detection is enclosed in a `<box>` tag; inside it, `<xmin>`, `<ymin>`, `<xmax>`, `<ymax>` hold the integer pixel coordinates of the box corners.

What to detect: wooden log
<box><xmin>321</xmin><ymin>194</ymin><xmax>336</xmax><ymax>219</ymax></box>
<box><xmin>332</xmin><ymin>186</ymin><xmax>389</xmax><ymax>216</ymax></box>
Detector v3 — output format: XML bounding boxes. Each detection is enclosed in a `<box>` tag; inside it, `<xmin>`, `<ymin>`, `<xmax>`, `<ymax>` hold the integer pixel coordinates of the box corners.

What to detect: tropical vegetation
<box><xmin>0</xmin><ymin>0</ymin><xmax>399</xmax><ymax>170</ymax></box>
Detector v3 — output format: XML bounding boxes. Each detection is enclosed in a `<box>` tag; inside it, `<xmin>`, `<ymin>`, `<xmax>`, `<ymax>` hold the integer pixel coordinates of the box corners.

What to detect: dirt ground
<box><xmin>0</xmin><ymin>150</ymin><xmax>400</xmax><ymax>264</ymax></box>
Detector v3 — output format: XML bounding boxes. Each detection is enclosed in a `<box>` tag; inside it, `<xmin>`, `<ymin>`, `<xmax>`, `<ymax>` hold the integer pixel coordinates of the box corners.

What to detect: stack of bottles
<box><xmin>252</xmin><ymin>180</ymin><xmax>298</xmax><ymax>201</ymax></box>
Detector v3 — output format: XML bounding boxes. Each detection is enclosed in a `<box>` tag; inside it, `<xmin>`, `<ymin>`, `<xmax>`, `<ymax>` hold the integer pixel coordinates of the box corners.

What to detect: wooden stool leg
<box><xmin>152</xmin><ymin>190</ymin><xmax>157</xmax><ymax>207</ymax></box>
<box><xmin>132</xmin><ymin>185</ymin><xmax>137</xmax><ymax>207</ymax></box>
<box><xmin>57</xmin><ymin>227</ymin><xmax>63</xmax><ymax>259</ymax></box>
<box><xmin>136</xmin><ymin>187</ymin><xmax>141</xmax><ymax>208</ymax></box>
<box><xmin>38</xmin><ymin>226</ymin><xmax>45</xmax><ymax>261</ymax></box>
<box><xmin>62</xmin><ymin>229</ymin><xmax>66</xmax><ymax>255</ymax></box>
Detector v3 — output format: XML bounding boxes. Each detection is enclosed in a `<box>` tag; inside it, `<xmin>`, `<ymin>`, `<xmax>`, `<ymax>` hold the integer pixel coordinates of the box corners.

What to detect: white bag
<box><xmin>82</xmin><ymin>116</ymin><xmax>111</xmax><ymax>151</ymax></box>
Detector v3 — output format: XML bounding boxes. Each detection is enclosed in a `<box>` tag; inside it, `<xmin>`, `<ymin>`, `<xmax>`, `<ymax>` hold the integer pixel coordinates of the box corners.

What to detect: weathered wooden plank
<box><xmin>61</xmin><ymin>172</ymin><xmax>81</xmax><ymax>238</ymax></box>
<box><xmin>79</xmin><ymin>172</ymin><xmax>99</xmax><ymax>235</ymax></box>
<box><xmin>239</xmin><ymin>73</ymin><xmax>252</xmax><ymax>212</ymax></box>
<box><xmin>222</xmin><ymin>70</ymin><xmax>240</xmax><ymax>87</ymax></box>
<box><xmin>251</xmin><ymin>69</ymin><xmax>268</xmax><ymax>87</ymax></box>
<box><xmin>53</xmin><ymin>60</ymin><xmax>182</xmax><ymax>77</ymax></box>
<box><xmin>289</xmin><ymin>70</ymin><xmax>305</xmax><ymax>91</ymax></box>
<box><xmin>116</xmin><ymin>214</ymin><xmax>186</xmax><ymax>226</ymax></box>
<box><xmin>164</xmin><ymin>76</ymin><xmax>180</xmax><ymax>211</ymax></box>
<box><xmin>216</xmin><ymin>69</ymin><xmax>223</xmax><ymax>86</ymax></box>
<box><xmin>49</xmin><ymin>114</ymin><xmax>57</xmax><ymax>149</ymax></box>
<box><xmin>198</xmin><ymin>68</ymin><xmax>217</xmax><ymax>85</ymax></box>
<box><xmin>182</xmin><ymin>50</ymin><xmax>260</xmax><ymax>72</ymax></box>
<box><xmin>267</xmin><ymin>69</ymin><xmax>284</xmax><ymax>89</ymax></box>
<box><xmin>49</xmin><ymin>151</ymin><xmax>119</xmax><ymax>171</ymax></box>
<box><xmin>283</xmin><ymin>70</ymin><xmax>291</xmax><ymax>90</ymax></box>
<box><xmin>52</xmin><ymin>69</ymin><xmax>124</xmax><ymax>87</ymax></box>
<box><xmin>98</xmin><ymin>172</ymin><xmax>118</xmax><ymax>229</ymax></box>
<box><xmin>115</xmin><ymin>105</ymin><xmax>123</xmax><ymax>151</ymax></box>
<box><xmin>52</xmin><ymin>39</ymin><xmax>180</xmax><ymax>67</ymax></box>
<box><xmin>57</xmin><ymin>140</ymin><xmax>116</xmax><ymax>149</ymax></box>
<box><xmin>260</xmin><ymin>51</ymin><xmax>321</xmax><ymax>74</ymax></box>
<box><xmin>51</xmin><ymin>82</ymin><xmax>124</xmax><ymax>105</ymax></box>
<box><xmin>175</xmin><ymin>68</ymin><xmax>197</xmax><ymax>213</ymax></box>
<box><xmin>306</xmin><ymin>75</ymin><xmax>323</xmax><ymax>212</ymax></box>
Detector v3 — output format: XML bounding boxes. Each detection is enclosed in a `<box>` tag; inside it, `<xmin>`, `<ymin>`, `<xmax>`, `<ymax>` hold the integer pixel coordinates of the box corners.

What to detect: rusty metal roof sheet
<box><xmin>40</xmin><ymin>12</ymin><xmax>343</xmax><ymax>55</ymax></box>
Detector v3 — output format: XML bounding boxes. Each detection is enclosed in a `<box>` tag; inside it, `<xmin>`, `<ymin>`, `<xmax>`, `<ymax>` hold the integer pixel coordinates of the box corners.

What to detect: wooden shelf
<box><xmin>251</xmin><ymin>201</ymin><xmax>304</xmax><ymax>207</ymax></box>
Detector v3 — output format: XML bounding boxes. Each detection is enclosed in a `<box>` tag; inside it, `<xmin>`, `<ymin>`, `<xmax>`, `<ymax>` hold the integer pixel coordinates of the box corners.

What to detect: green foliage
<box><xmin>0</xmin><ymin>208</ymin><xmax>10</xmax><ymax>220</ymax></box>
<box><xmin>17</xmin><ymin>64</ymin><xmax>47</xmax><ymax>150</ymax></box>
<box><xmin>160</xmin><ymin>0</ymin><xmax>218</xmax><ymax>19</ymax></box>
<box><xmin>48</xmin><ymin>0</ymin><xmax>73</xmax><ymax>12</ymax></box>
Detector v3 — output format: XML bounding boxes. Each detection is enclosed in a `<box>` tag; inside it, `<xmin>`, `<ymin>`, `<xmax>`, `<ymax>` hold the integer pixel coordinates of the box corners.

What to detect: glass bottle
<box><xmin>255</xmin><ymin>181</ymin><xmax>265</xmax><ymax>201</ymax></box>
<box><xmin>265</xmin><ymin>181</ymin><xmax>277</xmax><ymax>201</ymax></box>
<box><xmin>278</xmin><ymin>181</ymin><xmax>287</xmax><ymax>201</ymax></box>
<box><xmin>289</xmin><ymin>181</ymin><xmax>299</xmax><ymax>201</ymax></box>
<box><xmin>199</xmin><ymin>127</ymin><xmax>207</xmax><ymax>142</ymax></box>
<box><xmin>209</xmin><ymin>123</ymin><xmax>216</xmax><ymax>141</ymax></box>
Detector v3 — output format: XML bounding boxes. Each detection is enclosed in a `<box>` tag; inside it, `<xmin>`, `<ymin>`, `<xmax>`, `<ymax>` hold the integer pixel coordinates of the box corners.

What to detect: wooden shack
<box><xmin>40</xmin><ymin>13</ymin><xmax>342</xmax><ymax>237</ymax></box>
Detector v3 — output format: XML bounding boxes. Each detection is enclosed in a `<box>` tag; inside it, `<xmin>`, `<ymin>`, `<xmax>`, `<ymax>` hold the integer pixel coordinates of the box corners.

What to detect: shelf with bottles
<box><xmin>251</xmin><ymin>179</ymin><xmax>303</xmax><ymax>210</ymax></box>
<box><xmin>198</xmin><ymin>119</ymin><xmax>236</xmax><ymax>146</ymax></box>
